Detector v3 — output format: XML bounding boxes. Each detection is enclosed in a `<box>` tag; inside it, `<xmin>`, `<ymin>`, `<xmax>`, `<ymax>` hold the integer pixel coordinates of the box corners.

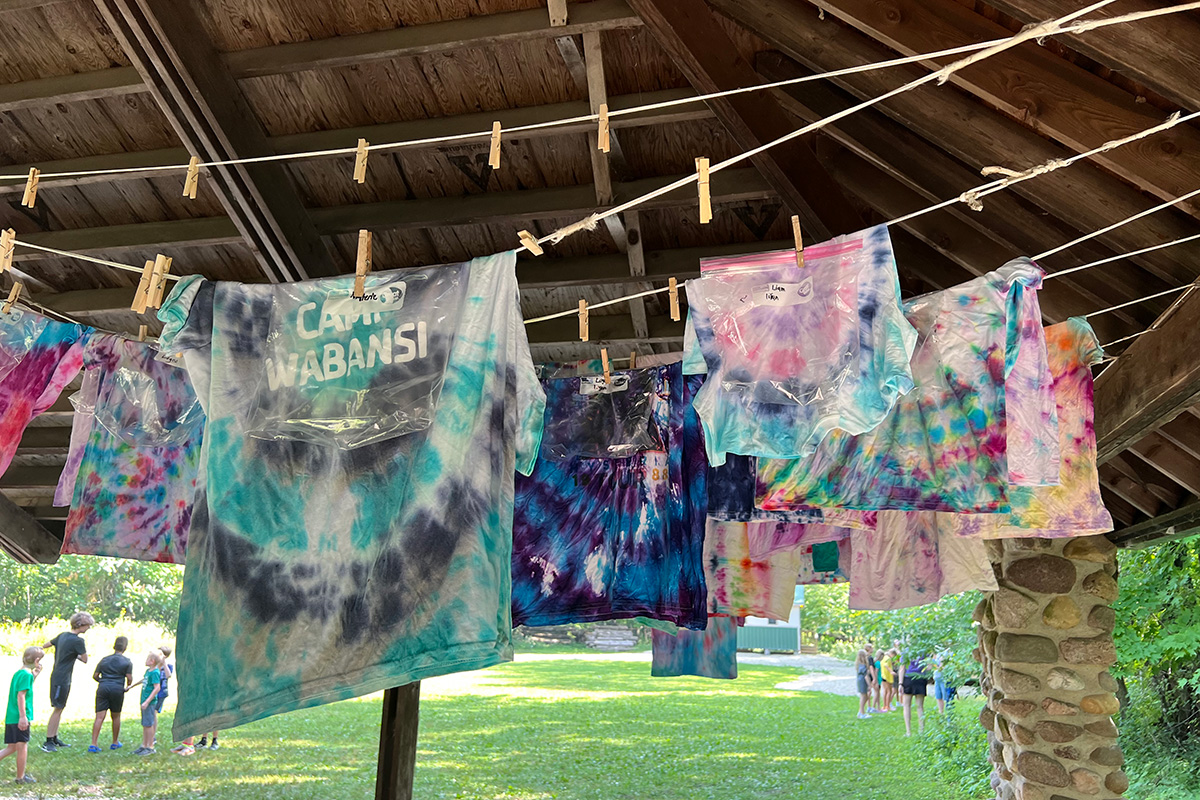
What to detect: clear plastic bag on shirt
<box><xmin>245</xmin><ymin>264</ymin><xmax>468</xmax><ymax>450</ymax></box>
<box><xmin>94</xmin><ymin>363</ymin><xmax>205</xmax><ymax>447</ymax></box>
<box><xmin>0</xmin><ymin>309</ymin><xmax>48</xmax><ymax>384</ymax></box>
<box><xmin>541</xmin><ymin>368</ymin><xmax>663</xmax><ymax>460</ymax></box>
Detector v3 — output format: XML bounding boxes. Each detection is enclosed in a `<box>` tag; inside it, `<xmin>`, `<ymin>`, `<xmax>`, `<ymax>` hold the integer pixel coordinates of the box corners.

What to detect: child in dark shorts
<box><xmin>1</xmin><ymin>646</ymin><xmax>44</xmax><ymax>784</ymax></box>
<box><xmin>89</xmin><ymin>636</ymin><xmax>134</xmax><ymax>753</ymax></box>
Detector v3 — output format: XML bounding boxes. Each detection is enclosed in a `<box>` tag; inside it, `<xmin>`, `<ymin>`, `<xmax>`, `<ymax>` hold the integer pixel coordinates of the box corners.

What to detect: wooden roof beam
<box><xmin>707</xmin><ymin>0</ymin><xmax>1200</xmax><ymax>288</ymax></box>
<box><xmin>1109</xmin><ymin>500</ymin><xmax>1200</xmax><ymax>549</ymax></box>
<box><xmin>626</xmin><ymin>0</ymin><xmax>861</xmax><ymax>240</ymax></box>
<box><xmin>12</xmin><ymin>168</ymin><xmax>775</xmax><ymax>264</ymax></box>
<box><xmin>1096</xmin><ymin>291</ymin><xmax>1200</xmax><ymax>463</ymax></box>
<box><xmin>807</xmin><ymin>0</ymin><xmax>1200</xmax><ymax>223</ymax></box>
<box><xmin>0</xmin><ymin>490</ymin><xmax>61</xmax><ymax>565</ymax></box>
<box><xmin>94</xmin><ymin>0</ymin><xmax>336</xmax><ymax>283</ymax></box>
<box><xmin>983</xmin><ymin>0</ymin><xmax>1200</xmax><ymax>114</ymax></box>
<box><xmin>0</xmin><ymin>88</ymin><xmax>710</xmax><ymax>197</ymax></box>
<box><xmin>1124</xmin><ymin>432</ymin><xmax>1200</xmax><ymax>498</ymax></box>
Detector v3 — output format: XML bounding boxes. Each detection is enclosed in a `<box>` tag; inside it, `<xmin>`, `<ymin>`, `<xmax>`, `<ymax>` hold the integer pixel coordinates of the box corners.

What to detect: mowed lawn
<box><xmin>0</xmin><ymin>655</ymin><xmax>966</xmax><ymax>800</ymax></box>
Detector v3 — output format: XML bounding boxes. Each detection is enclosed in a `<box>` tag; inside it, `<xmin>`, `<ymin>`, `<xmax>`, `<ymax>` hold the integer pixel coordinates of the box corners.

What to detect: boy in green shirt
<box><xmin>1</xmin><ymin>646</ymin><xmax>44</xmax><ymax>784</ymax></box>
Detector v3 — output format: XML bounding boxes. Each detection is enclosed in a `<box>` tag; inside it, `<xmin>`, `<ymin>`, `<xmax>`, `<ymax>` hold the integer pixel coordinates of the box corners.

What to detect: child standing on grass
<box><xmin>1</xmin><ymin>646</ymin><xmax>44</xmax><ymax>785</ymax></box>
<box><xmin>153</xmin><ymin>646</ymin><xmax>173</xmax><ymax>749</ymax></box>
<box><xmin>126</xmin><ymin>650</ymin><xmax>163</xmax><ymax>756</ymax></box>
<box><xmin>89</xmin><ymin>636</ymin><xmax>133</xmax><ymax>753</ymax></box>
<box><xmin>41</xmin><ymin>611</ymin><xmax>93</xmax><ymax>751</ymax></box>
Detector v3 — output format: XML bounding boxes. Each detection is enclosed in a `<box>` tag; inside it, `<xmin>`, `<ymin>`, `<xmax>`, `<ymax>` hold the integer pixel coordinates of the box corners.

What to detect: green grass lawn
<box><xmin>0</xmin><ymin>656</ymin><xmax>968</xmax><ymax>800</ymax></box>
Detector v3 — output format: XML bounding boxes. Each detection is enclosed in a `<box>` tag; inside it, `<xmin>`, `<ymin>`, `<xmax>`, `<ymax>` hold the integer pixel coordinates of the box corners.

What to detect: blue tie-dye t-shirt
<box><xmin>157</xmin><ymin>251</ymin><xmax>545</xmax><ymax>739</ymax></box>
<box><xmin>512</xmin><ymin>363</ymin><xmax>708</xmax><ymax>630</ymax></box>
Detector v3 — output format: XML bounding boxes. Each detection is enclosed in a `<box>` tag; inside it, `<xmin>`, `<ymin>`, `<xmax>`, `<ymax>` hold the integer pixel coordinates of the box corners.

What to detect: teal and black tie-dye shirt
<box><xmin>158</xmin><ymin>251</ymin><xmax>545</xmax><ymax>739</ymax></box>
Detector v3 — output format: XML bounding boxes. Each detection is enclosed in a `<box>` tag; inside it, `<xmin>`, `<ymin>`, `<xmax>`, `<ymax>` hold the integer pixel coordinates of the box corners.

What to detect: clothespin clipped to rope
<box><xmin>138</xmin><ymin>325</ymin><xmax>147</xmax><ymax>342</ymax></box>
<box><xmin>601</xmin><ymin>348</ymin><xmax>611</xmax><ymax>384</ymax></box>
<box><xmin>489</xmin><ymin>122</ymin><xmax>502</xmax><ymax>170</ymax></box>
<box><xmin>578</xmin><ymin>299</ymin><xmax>589</xmax><ymax>342</ymax></box>
<box><xmin>0</xmin><ymin>229</ymin><xmax>14</xmax><ymax>273</ymax></box>
<box><xmin>131</xmin><ymin>259</ymin><xmax>155</xmax><ymax>313</ymax></box>
<box><xmin>792</xmin><ymin>215</ymin><xmax>805</xmax><ymax>269</ymax></box>
<box><xmin>147</xmin><ymin>255</ymin><xmax>172</xmax><ymax>310</ymax></box>
<box><xmin>668</xmin><ymin>277</ymin><xmax>680</xmax><ymax>322</ymax></box>
<box><xmin>353</xmin><ymin>139</ymin><xmax>369</xmax><ymax>184</ymax></box>
<box><xmin>696</xmin><ymin>157</ymin><xmax>712</xmax><ymax>224</ymax></box>
<box><xmin>597</xmin><ymin>103</ymin><xmax>610</xmax><ymax>153</ymax></box>
<box><xmin>629</xmin><ymin>350</ymin><xmax>636</xmax><ymax>369</ymax></box>
<box><xmin>183</xmin><ymin>157</ymin><xmax>201</xmax><ymax>199</ymax></box>
<box><xmin>22</xmin><ymin>168</ymin><xmax>40</xmax><ymax>208</ymax></box>
<box><xmin>518</xmin><ymin>230</ymin><xmax>544</xmax><ymax>256</ymax></box>
<box><xmin>354</xmin><ymin>229</ymin><xmax>372</xmax><ymax>298</ymax></box>
<box><xmin>2</xmin><ymin>282</ymin><xmax>22</xmax><ymax>314</ymax></box>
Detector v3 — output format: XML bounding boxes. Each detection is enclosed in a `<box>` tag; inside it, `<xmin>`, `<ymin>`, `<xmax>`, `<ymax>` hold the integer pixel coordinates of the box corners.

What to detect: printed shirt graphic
<box><xmin>512</xmin><ymin>364</ymin><xmax>708</xmax><ymax>630</ymax></box>
<box><xmin>157</xmin><ymin>251</ymin><xmax>545</xmax><ymax>739</ymax></box>
<box><xmin>0</xmin><ymin>310</ymin><xmax>90</xmax><ymax>478</ymax></box>
<box><xmin>849</xmin><ymin>510</ymin><xmax>998</xmax><ymax>611</ymax></box>
<box><xmin>954</xmin><ymin>318</ymin><xmax>1114</xmax><ymax>538</ymax></box>
<box><xmin>756</xmin><ymin>259</ymin><xmax>1045</xmax><ymax>514</ymax></box>
<box><xmin>651</xmin><ymin>615</ymin><xmax>738</xmax><ymax>680</ymax></box>
<box><xmin>57</xmin><ymin>334</ymin><xmax>203</xmax><ymax>564</ymax></box>
<box><xmin>682</xmin><ymin>225</ymin><xmax>917</xmax><ymax>466</ymax></box>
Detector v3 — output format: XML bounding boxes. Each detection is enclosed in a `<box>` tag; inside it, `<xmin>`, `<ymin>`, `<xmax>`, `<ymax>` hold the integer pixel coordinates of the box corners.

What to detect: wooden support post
<box><xmin>375</xmin><ymin>682</ymin><xmax>421</xmax><ymax>800</ymax></box>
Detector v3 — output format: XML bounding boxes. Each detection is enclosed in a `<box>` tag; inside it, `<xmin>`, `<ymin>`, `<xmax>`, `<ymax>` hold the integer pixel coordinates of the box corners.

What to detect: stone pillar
<box><xmin>974</xmin><ymin>535</ymin><xmax>1128</xmax><ymax>800</ymax></box>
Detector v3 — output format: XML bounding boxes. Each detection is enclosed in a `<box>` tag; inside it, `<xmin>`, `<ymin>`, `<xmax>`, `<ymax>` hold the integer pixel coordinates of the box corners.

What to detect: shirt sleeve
<box><xmin>511</xmin><ymin>288</ymin><xmax>546</xmax><ymax>478</ymax></box>
<box><xmin>157</xmin><ymin>274</ymin><xmax>213</xmax><ymax>355</ymax></box>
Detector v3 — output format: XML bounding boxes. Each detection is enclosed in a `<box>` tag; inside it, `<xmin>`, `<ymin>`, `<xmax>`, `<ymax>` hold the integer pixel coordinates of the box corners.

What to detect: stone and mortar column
<box><xmin>974</xmin><ymin>535</ymin><xmax>1128</xmax><ymax>800</ymax></box>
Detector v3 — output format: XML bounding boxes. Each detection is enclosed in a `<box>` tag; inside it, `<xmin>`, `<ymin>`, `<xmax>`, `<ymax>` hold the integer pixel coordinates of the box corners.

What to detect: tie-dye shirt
<box><xmin>849</xmin><ymin>510</ymin><xmax>997</xmax><ymax>610</ymax></box>
<box><xmin>756</xmin><ymin>259</ymin><xmax>1044</xmax><ymax>514</ymax></box>
<box><xmin>707</xmin><ymin>455</ymin><xmax>823</xmax><ymax>523</ymax></box>
<box><xmin>955</xmin><ymin>319</ymin><xmax>1113</xmax><ymax>538</ymax></box>
<box><xmin>56</xmin><ymin>335</ymin><xmax>202</xmax><ymax>564</ymax></box>
<box><xmin>651</xmin><ymin>615</ymin><xmax>738</xmax><ymax>680</ymax></box>
<box><xmin>0</xmin><ymin>310</ymin><xmax>89</xmax><ymax>478</ymax></box>
<box><xmin>512</xmin><ymin>364</ymin><xmax>708</xmax><ymax>630</ymax></box>
<box><xmin>158</xmin><ymin>251</ymin><xmax>545</xmax><ymax>739</ymax></box>
<box><xmin>683</xmin><ymin>225</ymin><xmax>917</xmax><ymax>466</ymax></box>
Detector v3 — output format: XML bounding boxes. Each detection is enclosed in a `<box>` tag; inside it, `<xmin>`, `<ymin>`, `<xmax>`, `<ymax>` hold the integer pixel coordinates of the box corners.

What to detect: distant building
<box><xmin>736</xmin><ymin>587</ymin><xmax>803</xmax><ymax>654</ymax></box>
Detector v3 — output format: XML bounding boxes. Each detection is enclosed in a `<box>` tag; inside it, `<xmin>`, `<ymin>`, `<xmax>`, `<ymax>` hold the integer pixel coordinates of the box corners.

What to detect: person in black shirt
<box><xmin>39</xmin><ymin>612</ymin><xmax>93</xmax><ymax>752</ymax></box>
<box><xmin>88</xmin><ymin>637</ymin><xmax>133</xmax><ymax>753</ymax></box>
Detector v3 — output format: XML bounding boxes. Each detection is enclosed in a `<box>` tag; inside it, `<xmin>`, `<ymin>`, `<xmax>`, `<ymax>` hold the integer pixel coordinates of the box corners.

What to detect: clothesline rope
<box><xmin>1038</xmin><ymin>187</ymin><xmax>1200</xmax><ymax>265</ymax></box>
<box><xmin>1044</xmin><ymin>232</ymin><xmax>1200</xmax><ymax>279</ymax></box>
<box><xmin>522</xmin><ymin>285</ymin><xmax>671</xmax><ymax>325</ymax></box>
<box><xmin>1084</xmin><ymin>284</ymin><xmax>1193</xmax><ymax>319</ymax></box>
<box><xmin>1</xmin><ymin>1</ymin><xmax>1193</xmax><ymax>184</ymax></box>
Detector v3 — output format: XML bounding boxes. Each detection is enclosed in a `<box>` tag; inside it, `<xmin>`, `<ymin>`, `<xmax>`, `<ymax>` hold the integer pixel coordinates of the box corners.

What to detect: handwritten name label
<box><xmin>751</xmin><ymin>277</ymin><xmax>814</xmax><ymax>307</ymax></box>
<box><xmin>580</xmin><ymin>374</ymin><xmax>631</xmax><ymax>395</ymax></box>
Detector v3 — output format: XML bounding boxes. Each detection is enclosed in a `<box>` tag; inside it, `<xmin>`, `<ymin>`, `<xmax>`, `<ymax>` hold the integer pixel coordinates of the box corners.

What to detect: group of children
<box><xmin>854</xmin><ymin>640</ymin><xmax>955</xmax><ymax>737</ymax></box>
<box><xmin>2</xmin><ymin>612</ymin><xmax>219</xmax><ymax>784</ymax></box>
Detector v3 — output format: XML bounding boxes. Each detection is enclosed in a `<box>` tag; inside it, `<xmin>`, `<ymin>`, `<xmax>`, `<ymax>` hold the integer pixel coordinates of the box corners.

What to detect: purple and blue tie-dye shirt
<box><xmin>512</xmin><ymin>363</ymin><xmax>708</xmax><ymax>630</ymax></box>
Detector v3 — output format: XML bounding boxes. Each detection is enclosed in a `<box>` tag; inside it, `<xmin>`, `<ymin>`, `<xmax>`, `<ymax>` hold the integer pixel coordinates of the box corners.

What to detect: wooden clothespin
<box><xmin>629</xmin><ymin>350</ymin><xmax>636</xmax><ymax>369</ymax></box>
<box><xmin>138</xmin><ymin>325</ymin><xmax>147</xmax><ymax>342</ymax></box>
<box><xmin>131</xmin><ymin>259</ymin><xmax>155</xmax><ymax>313</ymax></box>
<box><xmin>2</xmin><ymin>282</ymin><xmax>22</xmax><ymax>314</ymax></box>
<box><xmin>578</xmin><ymin>299</ymin><xmax>589</xmax><ymax>342</ymax></box>
<box><xmin>0</xmin><ymin>229</ymin><xmax>15</xmax><ymax>273</ymax></box>
<box><xmin>601</xmin><ymin>348</ymin><xmax>611</xmax><ymax>384</ymax></box>
<box><xmin>518</xmin><ymin>230</ymin><xmax>544</xmax><ymax>256</ymax></box>
<box><xmin>597</xmin><ymin>103</ymin><xmax>610</xmax><ymax>153</ymax></box>
<box><xmin>668</xmin><ymin>277</ymin><xmax>680</xmax><ymax>322</ymax></box>
<box><xmin>489</xmin><ymin>122</ymin><xmax>502</xmax><ymax>170</ymax></box>
<box><xmin>22</xmin><ymin>168</ymin><xmax>40</xmax><ymax>208</ymax></box>
<box><xmin>147</xmin><ymin>254</ymin><xmax>172</xmax><ymax>310</ymax></box>
<box><xmin>696</xmin><ymin>157</ymin><xmax>712</xmax><ymax>224</ymax></box>
<box><xmin>792</xmin><ymin>215</ymin><xmax>805</xmax><ymax>269</ymax></box>
<box><xmin>183</xmin><ymin>156</ymin><xmax>201</xmax><ymax>199</ymax></box>
<box><xmin>353</xmin><ymin>139</ymin><xmax>369</xmax><ymax>184</ymax></box>
<box><xmin>354</xmin><ymin>229</ymin><xmax>373</xmax><ymax>298</ymax></box>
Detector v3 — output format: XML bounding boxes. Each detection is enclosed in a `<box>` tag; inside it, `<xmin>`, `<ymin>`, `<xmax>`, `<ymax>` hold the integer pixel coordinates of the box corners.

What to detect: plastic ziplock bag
<box><xmin>245</xmin><ymin>264</ymin><xmax>467</xmax><ymax>449</ymax></box>
<box><xmin>93</xmin><ymin>361</ymin><xmax>205</xmax><ymax>447</ymax></box>
<box><xmin>541</xmin><ymin>368</ymin><xmax>663</xmax><ymax>460</ymax></box>
<box><xmin>0</xmin><ymin>308</ymin><xmax>48</xmax><ymax>385</ymax></box>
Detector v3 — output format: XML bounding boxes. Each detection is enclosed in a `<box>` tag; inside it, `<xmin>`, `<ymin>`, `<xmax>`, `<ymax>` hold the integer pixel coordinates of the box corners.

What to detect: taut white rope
<box><xmin>1036</xmin><ymin>186</ymin><xmax>1200</xmax><ymax>262</ymax></box>
<box><xmin>1085</xmin><ymin>284</ymin><xmax>1193</xmax><ymax>319</ymax></box>
<box><xmin>1045</xmin><ymin>232</ymin><xmax>1200</xmax><ymax>280</ymax></box>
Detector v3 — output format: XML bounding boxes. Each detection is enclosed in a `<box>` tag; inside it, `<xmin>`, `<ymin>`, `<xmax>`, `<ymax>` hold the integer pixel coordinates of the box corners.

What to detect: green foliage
<box><xmin>804</xmin><ymin>585</ymin><xmax>982</xmax><ymax>686</ymax></box>
<box><xmin>0</xmin><ymin>555</ymin><xmax>182</xmax><ymax>628</ymax></box>
<box><xmin>918</xmin><ymin>697</ymin><xmax>992</xmax><ymax>799</ymax></box>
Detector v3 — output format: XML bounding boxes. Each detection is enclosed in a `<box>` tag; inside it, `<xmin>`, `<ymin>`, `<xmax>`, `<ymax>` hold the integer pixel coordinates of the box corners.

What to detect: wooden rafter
<box><xmin>1110</xmin><ymin>500</ymin><xmax>1200</xmax><ymax>548</ymax></box>
<box><xmin>94</xmin><ymin>0</ymin><xmax>336</xmax><ymax>283</ymax></box>
<box><xmin>1095</xmin><ymin>293</ymin><xmax>1200</xmax><ymax>463</ymax></box>
<box><xmin>0</xmin><ymin>490</ymin><xmax>61</xmax><ymax>564</ymax></box>
<box><xmin>807</xmin><ymin>0</ymin><xmax>1200</xmax><ymax>221</ymax></box>
<box><xmin>707</xmin><ymin>0</ymin><xmax>1200</xmax><ymax>288</ymax></box>
<box><xmin>626</xmin><ymin>0</ymin><xmax>861</xmax><ymax>240</ymax></box>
